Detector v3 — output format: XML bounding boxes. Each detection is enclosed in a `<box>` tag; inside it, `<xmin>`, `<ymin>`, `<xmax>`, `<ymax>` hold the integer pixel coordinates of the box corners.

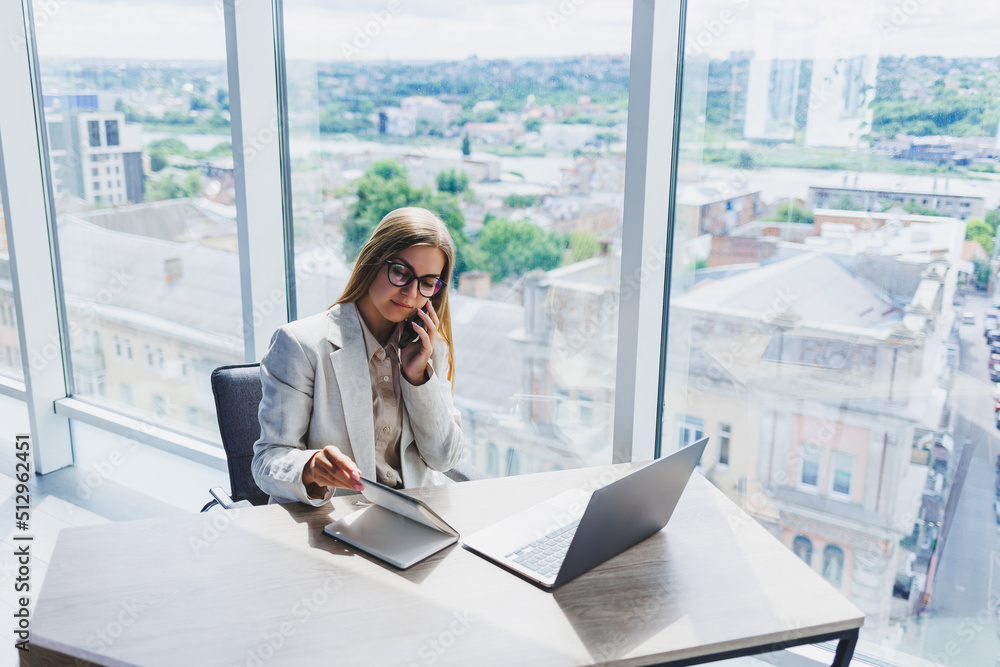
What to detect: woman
<box><xmin>252</xmin><ymin>207</ymin><xmax>464</xmax><ymax>505</ymax></box>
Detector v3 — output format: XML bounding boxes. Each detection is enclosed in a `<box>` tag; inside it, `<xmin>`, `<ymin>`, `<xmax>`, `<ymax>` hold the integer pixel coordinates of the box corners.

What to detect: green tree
<box><xmin>503</xmin><ymin>193</ymin><xmax>540</xmax><ymax>208</ymax></box>
<box><xmin>470</xmin><ymin>217</ymin><xmax>564</xmax><ymax>282</ymax></box>
<box><xmin>149</xmin><ymin>150</ymin><xmax>168</xmax><ymax>172</ymax></box>
<box><xmin>593</xmin><ymin>131</ymin><xmax>619</xmax><ymax>150</ymax></box>
<box><xmin>736</xmin><ymin>150</ymin><xmax>756</xmax><ymax>170</ymax></box>
<box><xmin>190</xmin><ymin>96</ymin><xmax>211</xmax><ymax>111</ymax></box>
<box><xmin>764</xmin><ymin>202</ymin><xmax>813</xmax><ymax>224</ymax></box>
<box><xmin>344</xmin><ymin>161</ymin><xmax>421</xmax><ymax>260</ymax></box>
<box><xmin>826</xmin><ymin>194</ymin><xmax>864</xmax><ymax>211</ymax></box>
<box><xmin>462</xmin><ymin>133</ymin><xmax>471</xmax><ymax>156</ymax></box>
<box><xmin>986</xmin><ymin>209</ymin><xmax>1000</xmax><ymax>233</ymax></box>
<box><xmin>207</xmin><ymin>111</ymin><xmax>229</xmax><ymax>130</ymax></box>
<box><xmin>524</xmin><ymin>118</ymin><xmax>542</xmax><ymax>133</ymax></box>
<box><xmin>564</xmin><ymin>231</ymin><xmax>599</xmax><ymax>265</ymax></box>
<box><xmin>436</xmin><ymin>168</ymin><xmax>470</xmax><ymax>194</ymax></box>
<box><xmin>966</xmin><ymin>218</ymin><xmax>995</xmax><ymax>254</ymax></box>
<box><xmin>182</xmin><ymin>170</ymin><xmax>203</xmax><ymax>198</ymax></box>
<box><xmin>146</xmin><ymin>170</ymin><xmax>202</xmax><ymax>201</ymax></box>
<box><xmin>902</xmin><ymin>201</ymin><xmax>945</xmax><ymax>217</ymax></box>
<box><xmin>206</xmin><ymin>141</ymin><xmax>233</xmax><ymax>158</ymax></box>
<box><xmin>147</xmin><ymin>137</ymin><xmax>191</xmax><ymax>157</ymax></box>
<box><xmin>343</xmin><ymin>160</ymin><xmax>470</xmax><ymax>274</ymax></box>
<box><xmin>973</xmin><ymin>258</ymin><xmax>992</xmax><ymax>289</ymax></box>
<box><xmin>425</xmin><ymin>192</ymin><xmax>472</xmax><ymax>277</ymax></box>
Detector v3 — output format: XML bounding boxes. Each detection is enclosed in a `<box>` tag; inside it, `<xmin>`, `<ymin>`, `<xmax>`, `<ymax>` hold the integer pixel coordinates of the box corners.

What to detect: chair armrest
<box><xmin>444</xmin><ymin>460</ymin><xmax>487</xmax><ymax>482</ymax></box>
<box><xmin>204</xmin><ymin>488</ymin><xmax>255</xmax><ymax>510</ymax></box>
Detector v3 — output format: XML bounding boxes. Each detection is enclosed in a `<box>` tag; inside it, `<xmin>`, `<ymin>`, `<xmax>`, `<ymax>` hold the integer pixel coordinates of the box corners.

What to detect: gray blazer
<box><xmin>252</xmin><ymin>302</ymin><xmax>465</xmax><ymax>505</ymax></box>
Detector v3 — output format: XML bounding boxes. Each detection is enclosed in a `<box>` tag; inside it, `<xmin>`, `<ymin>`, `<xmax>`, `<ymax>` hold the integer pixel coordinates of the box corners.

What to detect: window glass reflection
<box><xmin>283</xmin><ymin>1</ymin><xmax>632</xmax><ymax>474</ymax></box>
<box><xmin>0</xmin><ymin>205</ymin><xmax>23</xmax><ymax>380</ymax></box>
<box><xmin>671</xmin><ymin>1</ymin><xmax>1000</xmax><ymax>662</ymax></box>
<box><xmin>33</xmin><ymin>1</ymin><xmax>242</xmax><ymax>441</ymax></box>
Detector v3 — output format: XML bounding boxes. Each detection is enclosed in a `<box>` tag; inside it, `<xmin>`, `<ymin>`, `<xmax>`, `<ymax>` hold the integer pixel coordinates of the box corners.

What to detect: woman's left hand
<box><xmin>399</xmin><ymin>299</ymin><xmax>439</xmax><ymax>385</ymax></box>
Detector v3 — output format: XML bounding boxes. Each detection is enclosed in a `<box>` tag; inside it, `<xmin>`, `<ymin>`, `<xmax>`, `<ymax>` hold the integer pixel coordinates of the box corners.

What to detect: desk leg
<box><xmin>831</xmin><ymin>628</ymin><xmax>859</xmax><ymax>667</ymax></box>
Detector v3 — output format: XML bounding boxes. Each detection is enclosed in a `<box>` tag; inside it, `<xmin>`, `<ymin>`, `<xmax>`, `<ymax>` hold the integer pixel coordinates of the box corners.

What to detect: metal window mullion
<box><xmin>273</xmin><ymin>0</ymin><xmax>298</xmax><ymax>322</ymax></box>
<box><xmin>224</xmin><ymin>0</ymin><xmax>292</xmax><ymax>362</ymax></box>
<box><xmin>0</xmin><ymin>0</ymin><xmax>74</xmax><ymax>473</ymax></box>
<box><xmin>613</xmin><ymin>0</ymin><xmax>686</xmax><ymax>463</ymax></box>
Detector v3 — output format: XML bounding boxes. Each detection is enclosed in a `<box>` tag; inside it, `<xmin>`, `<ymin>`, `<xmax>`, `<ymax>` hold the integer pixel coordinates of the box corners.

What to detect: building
<box><xmin>804</xmin><ymin>56</ymin><xmax>878</xmax><ymax>148</ymax></box>
<box><xmin>743</xmin><ymin>58</ymin><xmax>803</xmax><ymax>141</ymax></box>
<box><xmin>676</xmin><ymin>181</ymin><xmax>761</xmax><ymax>237</ymax></box>
<box><xmin>399</xmin><ymin>96</ymin><xmax>460</xmax><ymax>129</ymax></box>
<box><xmin>808</xmin><ymin>173</ymin><xmax>987</xmax><ymax>221</ymax></box>
<box><xmin>666</xmin><ymin>246</ymin><xmax>958</xmax><ymax>644</ymax></box>
<box><xmin>540</xmin><ymin>122</ymin><xmax>617</xmax><ymax>151</ymax></box>
<box><xmin>462</xmin><ymin>122</ymin><xmax>522</xmax><ymax>146</ymax></box>
<box><xmin>44</xmin><ymin>94</ymin><xmax>144</xmax><ymax>206</ymax></box>
<box><xmin>378</xmin><ymin>107</ymin><xmax>416</xmax><ymax>137</ymax></box>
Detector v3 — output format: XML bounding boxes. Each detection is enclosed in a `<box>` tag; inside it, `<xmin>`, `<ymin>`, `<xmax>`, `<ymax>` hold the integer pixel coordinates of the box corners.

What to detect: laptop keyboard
<box><xmin>505</xmin><ymin>519</ymin><xmax>581</xmax><ymax>577</ymax></box>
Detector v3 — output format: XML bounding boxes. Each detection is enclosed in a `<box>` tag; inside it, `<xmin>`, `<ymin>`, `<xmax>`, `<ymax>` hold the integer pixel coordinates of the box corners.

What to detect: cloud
<box><xmin>684</xmin><ymin>0</ymin><xmax>1000</xmax><ymax>58</ymax></box>
<box><xmin>27</xmin><ymin>0</ymin><xmax>1000</xmax><ymax>61</ymax></box>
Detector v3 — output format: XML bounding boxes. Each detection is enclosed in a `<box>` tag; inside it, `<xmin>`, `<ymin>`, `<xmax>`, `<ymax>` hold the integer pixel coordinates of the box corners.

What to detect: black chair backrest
<box><xmin>211</xmin><ymin>363</ymin><xmax>270</xmax><ymax>506</ymax></box>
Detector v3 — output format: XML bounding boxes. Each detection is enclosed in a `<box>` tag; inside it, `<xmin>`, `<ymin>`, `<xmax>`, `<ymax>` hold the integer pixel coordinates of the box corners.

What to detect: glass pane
<box><xmin>283</xmin><ymin>1</ymin><xmax>632</xmax><ymax>475</ymax></box>
<box><xmin>35</xmin><ymin>2</ymin><xmax>242</xmax><ymax>441</ymax></box>
<box><xmin>671</xmin><ymin>1</ymin><xmax>1000</xmax><ymax>663</ymax></box>
<box><xmin>0</xmin><ymin>195</ymin><xmax>23</xmax><ymax>379</ymax></box>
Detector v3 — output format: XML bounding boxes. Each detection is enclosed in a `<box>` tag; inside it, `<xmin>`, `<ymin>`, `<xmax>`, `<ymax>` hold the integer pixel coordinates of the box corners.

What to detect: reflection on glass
<box><xmin>669</xmin><ymin>1</ymin><xmax>1000</xmax><ymax>663</ymax></box>
<box><xmin>34</xmin><ymin>3</ymin><xmax>242</xmax><ymax>441</ymax></box>
<box><xmin>0</xmin><ymin>205</ymin><xmax>24</xmax><ymax>379</ymax></box>
<box><xmin>283</xmin><ymin>1</ymin><xmax>632</xmax><ymax>474</ymax></box>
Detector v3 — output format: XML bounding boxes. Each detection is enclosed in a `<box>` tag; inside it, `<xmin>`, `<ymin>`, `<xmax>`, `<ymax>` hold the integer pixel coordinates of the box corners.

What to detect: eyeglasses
<box><xmin>385</xmin><ymin>260</ymin><xmax>445</xmax><ymax>298</ymax></box>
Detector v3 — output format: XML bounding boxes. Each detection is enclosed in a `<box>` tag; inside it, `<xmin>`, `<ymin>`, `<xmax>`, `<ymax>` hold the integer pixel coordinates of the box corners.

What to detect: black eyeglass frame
<box><xmin>384</xmin><ymin>259</ymin><xmax>446</xmax><ymax>298</ymax></box>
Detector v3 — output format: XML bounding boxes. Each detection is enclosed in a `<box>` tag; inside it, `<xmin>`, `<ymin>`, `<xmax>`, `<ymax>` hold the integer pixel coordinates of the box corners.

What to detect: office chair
<box><xmin>202</xmin><ymin>362</ymin><xmax>485</xmax><ymax>511</ymax></box>
<box><xmin>201</xmin><ymin>363</ymin><xmax>270</xmax><ymax>511</ymax></box>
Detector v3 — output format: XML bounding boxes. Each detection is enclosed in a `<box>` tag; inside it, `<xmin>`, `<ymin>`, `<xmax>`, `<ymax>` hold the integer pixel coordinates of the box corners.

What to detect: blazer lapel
<box><xmin>326</xmin><ymin>303</ymin><xmax>376</xmax><ymax>478</ymax></box>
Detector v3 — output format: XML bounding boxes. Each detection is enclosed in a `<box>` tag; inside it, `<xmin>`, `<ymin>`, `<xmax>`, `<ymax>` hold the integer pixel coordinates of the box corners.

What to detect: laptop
<box><xmin>462</xmin><ymin>437</ymin><xmax>709</xmax><ymax>589</ymax></box>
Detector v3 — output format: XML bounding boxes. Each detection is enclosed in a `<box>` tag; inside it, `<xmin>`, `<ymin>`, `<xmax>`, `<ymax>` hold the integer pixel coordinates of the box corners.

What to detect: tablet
<box><xmin>323</xmin><ymin>477</ymin><xmax>459</xmax><ymax>569</ymax></box>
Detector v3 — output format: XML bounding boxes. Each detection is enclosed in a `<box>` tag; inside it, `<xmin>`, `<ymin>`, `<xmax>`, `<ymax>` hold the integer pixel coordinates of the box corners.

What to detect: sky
<box><xmin>27</xmin><ymin>0</ymin><xmax>1000</xmax><ymax>61</ymax></box>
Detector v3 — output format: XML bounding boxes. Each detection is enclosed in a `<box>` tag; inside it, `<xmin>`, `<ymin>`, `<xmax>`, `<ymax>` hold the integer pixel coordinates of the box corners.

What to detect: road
<box><xmin>919</xmin><ymin>293</ymin><xmax>1000</xmax><ymax>665</ymax></box>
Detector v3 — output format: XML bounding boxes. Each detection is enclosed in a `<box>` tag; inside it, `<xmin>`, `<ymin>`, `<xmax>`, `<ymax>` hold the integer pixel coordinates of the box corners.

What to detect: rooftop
<box><xmin>808</xmin><ymin>172</ymin><xmax>987</xmax><ymax>200</ymax></box>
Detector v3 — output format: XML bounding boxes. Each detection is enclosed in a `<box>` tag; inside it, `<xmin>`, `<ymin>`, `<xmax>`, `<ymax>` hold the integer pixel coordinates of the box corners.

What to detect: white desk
<box><xmin>24</xmin><ymin>464</ymin><xmax>863</xmax><ymax>666</ymax></box>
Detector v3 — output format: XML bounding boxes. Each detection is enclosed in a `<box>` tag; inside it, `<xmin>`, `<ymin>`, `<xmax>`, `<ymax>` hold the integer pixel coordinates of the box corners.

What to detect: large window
<box><xmin>667</xmin><ymin>1</ymin><xmax>1000</xmax><ymax>663</ymax></box>
<box><xmin>34</xmin><ymin>1</ymin><xmax>242</xmax><ymax>441</ymax></box>
<box><xmin>2</xmin><ymin>3</ymin><xmax>998</xmax><ymax>665</ymax></box>
<box><xmin>282</xmin><ymin>1</ymin><xmax>632</xmax><ymax>475</ymax></box>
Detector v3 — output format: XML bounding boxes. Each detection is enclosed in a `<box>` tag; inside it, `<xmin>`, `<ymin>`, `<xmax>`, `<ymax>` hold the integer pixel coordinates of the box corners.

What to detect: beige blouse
<box><xmin>357</xmin><ymin>310</ymin><xmax>404</xmax><ymax>488</ymax></box>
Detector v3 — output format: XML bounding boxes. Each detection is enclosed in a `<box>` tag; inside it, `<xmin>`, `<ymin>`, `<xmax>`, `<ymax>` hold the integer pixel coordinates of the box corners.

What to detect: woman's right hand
<box><xmin>302</xmin><ymin>446</ymin><xmax>364</xmax><ymax>497</ymax></box>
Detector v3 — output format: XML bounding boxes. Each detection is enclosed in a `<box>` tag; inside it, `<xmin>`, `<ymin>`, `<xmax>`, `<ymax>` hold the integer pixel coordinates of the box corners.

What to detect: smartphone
<box><xmin>399</xmin><ymin>306</ymin><xmax>427</xmax><ymax>349</ymax></box>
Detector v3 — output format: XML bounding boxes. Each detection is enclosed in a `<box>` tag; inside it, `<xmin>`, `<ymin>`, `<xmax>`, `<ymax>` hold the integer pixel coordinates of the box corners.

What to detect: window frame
<box><xmin>718</xmin><ymin>422</ymin><xmax>732</xmax><ymax>467</ymax></box>
<box><xmin>792</xmin><ymin>534</ymin><xmax>814</xmax><ymax>566</ymax></box>
<box><xmin>798</xmin><ymin>444</ymin><xmax>822</xmax><ymax>493</ymax></box>
<box><xmin>822</xmin><ymin>544</ymin><xmax>846</xmax><ymax>589</ymax></box>
<box><xmin>828</xmin><ymin>451</ymin><xmax>855</xmax><ymax>501</ymax></box>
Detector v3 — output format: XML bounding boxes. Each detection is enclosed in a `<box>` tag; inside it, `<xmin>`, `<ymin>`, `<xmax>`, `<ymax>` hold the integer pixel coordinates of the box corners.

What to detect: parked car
<box><xmin>994</xmin><ymin>499</ymin><xmax>1000</xmax><ymax>525</ymax></box>
<box><xmin>987</xmin><ymin>317</ymin><xmax>1000</xmax><ymax>339</ymax></box>
<box><xmin>962</xmin><ymin>311</ymin><xmax>976</xmax><ymax>325</ymax></box>
<box><xmin>988</xmin><ymin>329</ymin><xmax>1000</xmax><ymax>345</ymax></box>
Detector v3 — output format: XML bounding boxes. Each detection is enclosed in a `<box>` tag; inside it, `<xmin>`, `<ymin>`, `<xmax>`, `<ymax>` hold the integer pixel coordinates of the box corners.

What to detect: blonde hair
<box><xmin>335</xmin><ymin>207</ymin><xmax>457</xmax><ymax>385</ymax></box>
